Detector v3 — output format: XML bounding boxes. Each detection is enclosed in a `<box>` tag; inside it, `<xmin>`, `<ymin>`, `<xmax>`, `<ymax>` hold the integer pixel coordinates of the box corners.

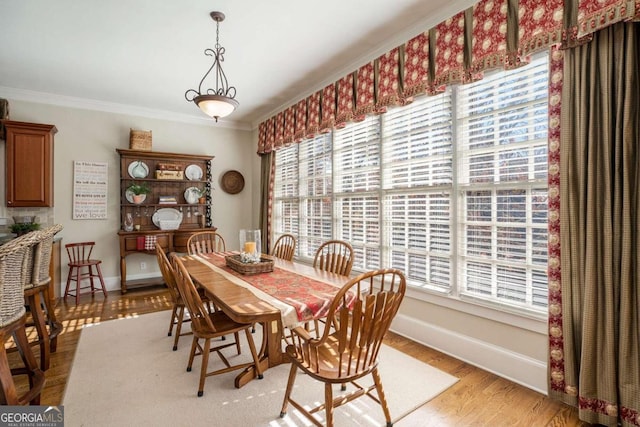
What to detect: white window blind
<box><xmin>457</xmin><ymin>54</ymin><xmax>549</xmax><ymax>309</ymax></box>
<box><xmin>334</xmin><ymin>116</ymin><xmax>381</xmax><ymax>270</ymax></box>
<box><xmin>382</xmin><ymin>92</ymin><xmax>454</xmax><ymax>291</ymax></box>
<box><xmin>273</xmin><ymin>144</ymin><xmax>299</xmax><ymax>239</ymax></box>
<box><xmin>298</xmin><ymin>134</ymin><xmax>333</xmax><ymax>259</ymax></box>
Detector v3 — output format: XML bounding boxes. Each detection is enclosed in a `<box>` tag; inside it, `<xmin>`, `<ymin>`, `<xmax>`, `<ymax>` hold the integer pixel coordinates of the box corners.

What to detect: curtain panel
<box><xmin>553</xmin><ymin>22</ymin><xmax>640</xmax><ymax>427</ymax></box>
<box><xmin>257</xmin><ymin>0</ymin><xmax>639</xmax><ymax>155</ymax></box>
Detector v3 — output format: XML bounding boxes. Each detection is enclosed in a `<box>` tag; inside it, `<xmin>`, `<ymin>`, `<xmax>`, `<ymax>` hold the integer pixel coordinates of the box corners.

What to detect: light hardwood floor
<box><xmin>19</xmin><ymin>287</ymin><xmax>589</xmax><ymax>426</ymax></box>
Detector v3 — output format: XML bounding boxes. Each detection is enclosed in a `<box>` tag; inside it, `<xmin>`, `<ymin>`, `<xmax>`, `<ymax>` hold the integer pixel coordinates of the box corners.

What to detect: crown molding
<box><xmin>0</xmin><ymin>86</ymin><xmax>252</xmax><ymax>131</ymax></box>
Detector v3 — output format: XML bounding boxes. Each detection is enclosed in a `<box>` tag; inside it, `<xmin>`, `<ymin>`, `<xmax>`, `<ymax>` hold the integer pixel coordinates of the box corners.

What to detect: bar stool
<box><xmin>64</xmin><ymin>242</ymin><xmax>107</xmax><ymax>305</ymax></box>
<box><xmin>23</xmin><ymin>224</ymin><xmax>63</xmax><ymax>370</ymax></box>
<box><xmin>0</xmin><ymin>232</ymin><xmax>45</xmax><ymax>405</ymax></box>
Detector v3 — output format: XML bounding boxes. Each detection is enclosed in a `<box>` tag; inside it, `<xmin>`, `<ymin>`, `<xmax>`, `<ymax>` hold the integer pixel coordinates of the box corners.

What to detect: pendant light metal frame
<box><xmin>185</xmin><ymin>11</ymin><xmax>239</xmax><ymax>122</ymax></box>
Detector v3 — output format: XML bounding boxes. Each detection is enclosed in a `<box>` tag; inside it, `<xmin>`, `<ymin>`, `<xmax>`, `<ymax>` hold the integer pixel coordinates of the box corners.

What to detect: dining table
<box><xmin>180</xmin><ymin>251</ymin><xmax>351</xmax><ymax>388</ymax></box>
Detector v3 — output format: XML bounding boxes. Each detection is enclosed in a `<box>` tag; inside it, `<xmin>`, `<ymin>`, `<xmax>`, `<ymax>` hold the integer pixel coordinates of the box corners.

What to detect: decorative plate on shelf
<box><xmin>152</xmin><ymin>208</ymin><xmax>183</xmax><ymax>228</ymax></box>
<box><xmin>220</xmin><ymin>170</ymin><xmax>244</xmax><ymax>194</ymax></box>
<box><xmin>185</xmin><ymin>164</ymin><xmax>203</xmax><ymax>181</ymax></box>
<box><xmin>128</xmin><ymin>161</ymin><xmax>149</xmax><ymax>179</ymax></box>
<box><xmin>184</xmin><ymin>187</ymin><xmax>202</xmax><ymax>204</ymax></box>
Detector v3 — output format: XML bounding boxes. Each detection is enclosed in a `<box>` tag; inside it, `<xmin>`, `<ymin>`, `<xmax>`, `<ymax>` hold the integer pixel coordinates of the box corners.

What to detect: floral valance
<box><xmin>257</xmin><ymin>0</ymin><xmax>639</xmax><ymax>154</ymax></box>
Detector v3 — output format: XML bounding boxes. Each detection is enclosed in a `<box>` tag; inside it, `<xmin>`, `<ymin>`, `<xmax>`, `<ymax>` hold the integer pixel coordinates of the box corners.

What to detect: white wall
<box><xmin>0</xmin><ymin>99</ymin><xmax>257</xmax><ymax>292</ymax></box>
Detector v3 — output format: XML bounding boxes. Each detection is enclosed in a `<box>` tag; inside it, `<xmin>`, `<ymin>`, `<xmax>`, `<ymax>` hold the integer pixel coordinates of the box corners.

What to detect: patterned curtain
<box><xmin>283</xmin><ymin>106</ymin><xmax>295</xmax><ymax>145</ymax></box>
<box><xmin>553</xmin><ymin>22</ymin><xmax>640</xmax><ymax>427</ymax></box>
<box><xmin>517</xmin><ymin>0</ymin><xmax>564</xmax><ymax>60</ymax></box>
<box><xmin>259</xmin><ymin>152</ymin><xmax>275</xmax><ymax>253</ymax></box>
<box><xmin>335</xmin><ymin>73</ymin><xmax>355</xmax><ymax>128</ymax></box>
<box><xmin>432</xmin><ymin>11</ymin><xmax>467</xmax><ymax>87</ymax></box>
<box><xmin>273</xmin><ymin>112</ymin><xmax>285</xmax><ymax>150</ymax></box>
<box><xmin>402</xmin><ymin>32</ymin><xmax>433</xmax><ymax>102</ymax></box>
<box><xmin>319</xmin><ymin>83</ymin><xmax>337</xmax><ymax>133</ymax></box>
<box><xmin>294</xmin><ymin>98</ymin><xmax>307</xmax><ymax>143</ymax></box>
<box><xmin>257</xmin><ymin>121</ymin><xmax>268</xmax><ymax>154</ymax></box>
<box><xmin>306</xmin><ymin>91</ymin><xmax>322</xmax><ymax>139</ymax></box>
<box><xmin>470</xmin><ymin>0</ymin><xmax>509</xmax><ymax>75</ymax></box>
<box><xmin>354</xmin><ymin>61</ymin><xmax>376</xmax><ymax>121</ymax></box>
<box><xmin>577</xmin><ymin>0</ymin><xmax>638</xmax><ymax>37</ymax></box>
<box><xmin>375</xmin><ymin>47</ymin><xmax>403</xmax><ymax>114</ymax></box>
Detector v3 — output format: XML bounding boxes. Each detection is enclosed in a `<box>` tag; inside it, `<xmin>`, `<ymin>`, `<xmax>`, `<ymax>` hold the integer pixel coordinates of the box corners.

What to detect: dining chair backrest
<box><xmin>65</xmin><ymin>242</ymin><xmax>96</xmax><ymax>265</ymax></box>
<box><xmin>30</xmin><ymin>224</ymin><xmax>63</xmax><ymax>288</ymax></box>
<box><xmin>155</xmin><ymin>243</ymin><xmax>179</xmax><ymax>304</ymax></box>
<box><xmin>271</xmin><ymin>233</ymin><xmax>296</xmax><ymax>261</ymax></box>
<box><xmin>0</xmin><ymin>232</ymin><xmax>40</xmax><ymax>327</ymax></box>
<box><xmin>170</xmin><ymin>254</ymin><xmax>217</xmax><ymax>333</ymax></box>
<box><xmin>313</xmin><ymin>240</ymin><xmax>354</xmax><ymax>276</ymax></box>
<box><xmin>293</xmin><ymin>268</ymin><xmax>406</xmax><ymax>379</ymax></box>
<box><xmin>186</xmin><ymin>231</ymin><xmax>226</xmax><ymax>255</ymax></box>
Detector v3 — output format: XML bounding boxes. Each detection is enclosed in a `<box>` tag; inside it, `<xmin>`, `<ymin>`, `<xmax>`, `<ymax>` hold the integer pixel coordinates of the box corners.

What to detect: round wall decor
<box><xmin>220</xmin><ymin>170</ymin><xmax>245</xmax><ymax>194</ymax></box>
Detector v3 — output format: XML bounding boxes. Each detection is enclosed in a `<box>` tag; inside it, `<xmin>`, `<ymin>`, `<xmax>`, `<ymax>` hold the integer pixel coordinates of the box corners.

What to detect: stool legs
<box><xmin>0</xmin><ymin>316</ymin><xmax>45</xmax><ymax>405</ymax></box>
<box><xmin>24</xmin><ymin>290</ymin><xmax>50</xmax><ymax>371</ymax></box>
<box><xmin>64</xmin><ymin>262</ymin><xmax>107</xmax><ymax>305</ymax></box>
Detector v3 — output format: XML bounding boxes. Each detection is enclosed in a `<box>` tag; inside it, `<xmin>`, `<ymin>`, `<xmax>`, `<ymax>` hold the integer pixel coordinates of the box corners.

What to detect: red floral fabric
<box><xmin>265</xmin><ymin>117</ymin><xmax>275</xmax><ymax>153</ymax></box>
<box><xmin>294</xmin><ymin>98</ymin><xmax>307</xmax><ymax>142</ymax></box>
<box><xmin>547</xmin><ymin>45</ymin><xmax>564</xmax><ymax>397</ymax></box>
<box><xmin>376</xmin><ymin>47</ymin><xmax>403</xmax><ymax>113</ymax></box>
<box><xmin>283</xmin><ymin>106</ymin><xmax>295</xmax><ymax>145</ymax></box>
<box><xmin>354</xmin><ymin>61</ymin><xmax>375</xmax><ymax>121</ymax></box>
<box><xmin>433</xmin><ymin>11</ymin><xmax>467</xmax><ymax>87</ymax></box>
<box><xmin>204</xmin><ymin>253</ymin><xmax>352</xmax><ymax>322</ymax></box>
<box><xmin>577</xmin><ymin>0</ymin><xmax>638</xmax><ymax>37</ymax></box>
<box><xmin>274</xmin><ymin>111</ymin><xmax>285</xmax><ymax>149</ymax></box>
<box><xmin>518</xmin><ymin>0</ymin><xmax>564</xmax><ymax>58</ymax></box>
<box><xmin>306</xmin><ymin>91</ymin><xmax>321</xmax><ymax>139</ymax></box>
<box><xmin>402</xmin><ymin>32</ymin><xmax>431</xmax><ymax>101</ymax></box>
<box><xmin>471</xmin><ymin>0</ymin><xmax>508</xmax><ymax>74</ymax></box>
<box><xmin>319</xmin><ymin>83</ymin><xmax>337</xmax><ymax>133</ymax></box>
<box><xmin>257</xmin><ymin>121</ymin><xmax>267</xmax><ymax>154</ymax></box>
<box><xmin>335</xmin><ymin>73</ymin><xmax>355</xmax><ymax>128</ymax></box>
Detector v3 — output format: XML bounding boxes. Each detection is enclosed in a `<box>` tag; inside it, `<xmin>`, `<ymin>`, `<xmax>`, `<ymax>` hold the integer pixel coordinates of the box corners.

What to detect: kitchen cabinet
<box><xmin>2</xmin><ymin>120</ymin><xmax>57</xmax><ymax>207</ymax></box>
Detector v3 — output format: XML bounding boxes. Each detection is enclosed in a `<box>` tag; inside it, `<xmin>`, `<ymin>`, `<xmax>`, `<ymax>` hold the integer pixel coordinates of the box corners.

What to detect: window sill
<box><xmin>404</xmin><ymin>286</ymin><xmax>548</xmax><ymax>334</ymax></box>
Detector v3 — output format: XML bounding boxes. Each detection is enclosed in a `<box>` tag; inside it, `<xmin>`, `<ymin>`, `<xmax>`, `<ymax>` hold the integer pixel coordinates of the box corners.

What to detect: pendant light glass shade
<box><xmin>185</xmin><ymin>12</ymin><xmax>238</xmax><ymax>122</ymax></box>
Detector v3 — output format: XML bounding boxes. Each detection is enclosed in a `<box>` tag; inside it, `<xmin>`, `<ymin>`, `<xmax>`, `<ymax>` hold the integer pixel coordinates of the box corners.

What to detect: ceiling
<box><xmin>0</xmin><ymin>0</ymin><xmax>476</xmax><ymax>130</ymax></box>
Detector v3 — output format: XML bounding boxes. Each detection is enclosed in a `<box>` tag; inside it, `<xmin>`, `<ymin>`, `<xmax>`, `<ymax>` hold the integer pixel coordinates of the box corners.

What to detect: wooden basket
<box><xmin>129</xmin><ymin>129</ymin><xmax>152</xmax><ymax>151</ymax></box>
<box><xmin>225</xmin><ymin>254</ymin><xmax>274</xmax><ymax>275</ymax></box>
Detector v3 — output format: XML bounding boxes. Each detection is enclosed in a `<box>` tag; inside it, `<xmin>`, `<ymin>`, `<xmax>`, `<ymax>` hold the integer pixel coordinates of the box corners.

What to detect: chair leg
<box><xmin>12</xmin><ymin>321</ymin><xmax>44</xmax><ymax>405</ymax></box>
<box><xmin>168</xmin><ymin>305</ymin><xmax>178</xmax><ymax>336</ymax></box>
<box><xmin>75</xmin><ymin>266</ymin><xmax>82</xmax><ymax>305</ymax></box>
<box><xmin>280</xmin><ymin>363</ymin><xmax>298</xmax><ymax>417</ymax></box>
<box><xmin>173</xmin><ymin>306</ymin><xmax>185</xmax><ymax>351</ymax></box>
<box><xmin>41</xmin><ymin>286</ymin><xmax>62</xmax><ymax>353</ymax></box>
<box><xmin>95</xmin><ymin>264</ymin><xmax>108</xmax><ymax>297</ymax></box>
<box><xmin>0</xmin><ymin>331</ymin><xmax>19</xmax><ymax>404</ymax></box>
<box><xmin>25</xmin><ymin>291</ymin><xmax>50</xmax><ymax>371</ymax></box>
<box><xmin>186</xmin><ymin>336</ymin><xmax>198</xmax><ymax>372</ymax></box>
<box><xmin>63</xmin><ymin>267</ymin><xmax>73</xmax><ymax>301</ymax></box>
<box><xmin>197</xmin><ymin>338</ymin><xmax>211</xmax><ymax>397</ymax></box>
<box><xmin>372</xmin><ymin>367</ymin><xmax>393</xmax><ymax>426</ymax></box>
<box><xmin>325</xmin><ymin>382</ymin><xmax>334</xmax><ymax>427</ymax></box>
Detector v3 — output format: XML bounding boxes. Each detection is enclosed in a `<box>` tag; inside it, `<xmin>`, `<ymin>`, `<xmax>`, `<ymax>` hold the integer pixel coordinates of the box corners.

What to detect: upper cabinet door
<box><xmin>3</xmin><ymin>120</ymin><xmax>57</xmax><ymax>207</ymax></box>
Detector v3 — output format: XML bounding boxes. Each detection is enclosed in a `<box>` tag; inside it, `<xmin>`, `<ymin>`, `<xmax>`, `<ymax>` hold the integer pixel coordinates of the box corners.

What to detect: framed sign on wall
<box><xmin>73</xmin><ymin>160</ymin><xmax>108</xmax><ymax>220</ymax></box>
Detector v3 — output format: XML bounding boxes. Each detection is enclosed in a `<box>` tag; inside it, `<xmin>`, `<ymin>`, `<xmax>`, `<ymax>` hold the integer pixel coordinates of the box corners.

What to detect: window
<box><xmin>273</xmin><ymin>53</ymin><xmax>549</xmax><ymax>314</ymax></box>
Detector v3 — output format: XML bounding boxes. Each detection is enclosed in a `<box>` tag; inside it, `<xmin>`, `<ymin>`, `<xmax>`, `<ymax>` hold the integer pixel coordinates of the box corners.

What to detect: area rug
<box><xmin>63</xmin><ymin>311</ymin><xmax>457</xmax><ymax>426</ymax></box>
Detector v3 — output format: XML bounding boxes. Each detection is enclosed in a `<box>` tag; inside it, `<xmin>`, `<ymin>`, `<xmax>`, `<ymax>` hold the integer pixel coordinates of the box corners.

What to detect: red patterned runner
<box><xmin>202</xmin><ymin>253</ymin><xmax>350</xmax><ymax>323</ymax></box>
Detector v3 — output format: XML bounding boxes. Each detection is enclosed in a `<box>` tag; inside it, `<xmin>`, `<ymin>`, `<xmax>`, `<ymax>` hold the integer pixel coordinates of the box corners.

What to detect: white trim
<box><xmin>391</xmin><ymin>313</ymin><xmax>549</xmax><ymax>394</ymax></box>
<box><xmin>0</xmin><ymin>86</ymin><xmax>252</xmax><ymax>131</ymax></box>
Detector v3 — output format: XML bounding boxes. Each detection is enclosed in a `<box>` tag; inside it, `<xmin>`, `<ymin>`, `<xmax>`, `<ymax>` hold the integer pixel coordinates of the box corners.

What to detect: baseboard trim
<box><xmin>391</xmin><ymin>313</ymin><xmax>548</xmax><ymax>395</ymax></box>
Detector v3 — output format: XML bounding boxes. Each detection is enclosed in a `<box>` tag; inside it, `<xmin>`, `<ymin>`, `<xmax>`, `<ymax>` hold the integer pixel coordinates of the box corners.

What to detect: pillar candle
<box><xmin>244</xmin><ymin>241</ymin><xmax>256</xmax><ymax>253</ymax></box>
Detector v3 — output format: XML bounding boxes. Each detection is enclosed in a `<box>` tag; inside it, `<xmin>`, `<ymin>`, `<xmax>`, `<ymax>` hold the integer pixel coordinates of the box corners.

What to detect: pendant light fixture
<box><xmin>185</xmin><ymin>11</ymin><xmax>238</xmax><ymax>122</ymax></box>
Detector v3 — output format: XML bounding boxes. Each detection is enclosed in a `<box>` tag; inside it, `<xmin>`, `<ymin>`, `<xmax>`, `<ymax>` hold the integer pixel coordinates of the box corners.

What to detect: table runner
<box><xmin>194</xmin><ymin>252</ymin><xmax>348</xmax><ymax>326</ymax></box>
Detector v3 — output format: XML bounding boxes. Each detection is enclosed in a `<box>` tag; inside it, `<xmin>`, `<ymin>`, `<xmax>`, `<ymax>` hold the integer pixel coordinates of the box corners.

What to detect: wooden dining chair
<box><xmin>171</xmin><ymin>253</ymin><xmax>263</xmax><ymax>397</ymax></box>
<box><xmin>270</xmin><ymin>233</ymin><xmax>296</xmax><ymax>261</ymax></box>
<box><xmin>0</xmin><ymin>232</ymin><xmax>46</xmax><ymax>405</ymax></box>
<box><xmin>23</xmin><ymin>224</ymin><xmax>64</xmax><ymax>370</ymax></box>
<box><xmin>63</xmin><ymin>241</ymin><xmax>108</xmax><ymax>304</ymax></box>
<box><xmin>155</xmin><ymin>243</ymin><xmax>216</xmax><ymax>351</ymax></box>
<box><xmin>313</xmin><ymin>240</ymin><xmax>354</xmax><ymax>276</ymax></box>
<box><xmin>280</xmin><ymin>268</ymin><xmax>406</xmax><ymax>427</ymax></box>
<box><xmin>186</xmin><ymin>231</ymin><xmax>226</xmax><ymax>255</ymax></box>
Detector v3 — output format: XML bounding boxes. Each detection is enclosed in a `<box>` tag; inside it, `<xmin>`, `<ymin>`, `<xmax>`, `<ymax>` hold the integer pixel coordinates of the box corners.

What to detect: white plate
<box><xmin>184</xmin><ymin>187</ymin><xmax>202</xmax><ymax>204</ymax></box>
<box><xmin>125</xmin><ymin>189</ymin><xmax>146</xmax><ymax>204</ymax></box>
<box><xmin>152</xmin><ymin>208</ymin><xmax>183</xmax><ymax>228</ymax></box>
<box><xmin>128</xmin><ymin>161</ymin><xmax>149</xmax><ymax>179</ymax></box>
<box><xmin>185</xmin><ymin>164</ymin><xmax>203</xmax><ymax>181</ymax></box>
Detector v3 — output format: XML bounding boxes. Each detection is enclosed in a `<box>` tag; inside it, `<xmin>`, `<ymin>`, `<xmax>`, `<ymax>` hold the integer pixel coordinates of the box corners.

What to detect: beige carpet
<box><xmin>63</xmin><ymin>311</ymin><xmax>457</xmax><ymax>427</ymax></box>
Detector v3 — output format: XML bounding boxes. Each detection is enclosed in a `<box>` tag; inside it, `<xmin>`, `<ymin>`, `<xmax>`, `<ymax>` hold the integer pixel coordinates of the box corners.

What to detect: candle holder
<box><xmin>239</xmin><ymin>229</ymin><xmax>261</xmax><ymax>263</ymax></box>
